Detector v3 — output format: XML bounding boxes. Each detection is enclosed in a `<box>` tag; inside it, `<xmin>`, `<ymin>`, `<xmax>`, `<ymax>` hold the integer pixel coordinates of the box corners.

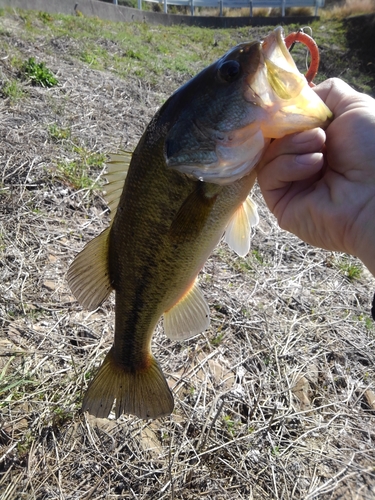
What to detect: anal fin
<box><xmin>163</xmin><ymin>280</ymin><xmax>210</xmax><ymax>341</ymax></box>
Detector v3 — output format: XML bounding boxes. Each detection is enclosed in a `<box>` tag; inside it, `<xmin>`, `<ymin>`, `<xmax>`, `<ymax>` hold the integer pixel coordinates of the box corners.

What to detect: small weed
<box><xmin>56</xmin><ymin>145</ymin><xmax>105</xmax><ymax>189</ymax></box>
<box><xmin>365</xmin><ymin>317</ymin><xmax>374</xmax><ymax>331</ymax></box>
<box><xmin>2</xmin><ymin>79</ymin><xmax>24</xmax><ymax>101</ymax></box>
<box><xmin>222</xmin><ymin>414</ymin><xmax>237</xmax><ymax>435</ymax></box>
<box><xmin>337</xmin><ymin>259</ymin><xmax>362</xmax><ymax>281</ymax></box>
<box><xmin>17</xmin><ymin>431</ymin><xmax>34</xmax><ymax>456</ymax></box>
<box><xmin>252</xmin><ymin>249</ymin><xmax>264</xmax><ymax>264</ymax></box>
<box><xmin>0</xmin><ymin>358</ymin><xmax>35</xmax><ymax>399</ymax></box>
<box><xmin>48</xmin><ymin>123</ymin><xmax>71</xmax><ymax>141</ymax></box>
<box><xmin>9</xmin><ymin>55</ymin><xmax>24</xmax><ymax>71</ymax></box>
<box><xmin>38</xmin><ymin>11</ymin><xmax>53</xmax><ymax>23</ymax></box>
<box><xmin>238</xmin><ymin>259</ymin><xmax>253</xmax><ymax>272</ymax></box>
<box><xmin>21</xmin><ymin>57</ymin><xmax>58</xmax><ymax>88</ymax></box>
<box><xmin>80</xmin><ymin>51</ymin><xmax>98</xmax><ymax>67</ymax></box>
<box><xmin>52</xmin><ymin>407</ymin><xmax>74</xmax><ymax>427</ymax></box>
<box><xmin>241</xmin><ymin>307</ymin><xmax>251</xmax><ymax>318</ymax></box>
<box><xmin>134</xmin><ymin>67</ymin><xmax>146</xmax><ymax>78</ymax></box>
<box><xmin>126</xmin><ymin>48</ymin><xmax>143</xmax><ymax>60</ymax></box>
<box><xmin>57</xmin><ymin>160</ymin><xmax>93</xmax><ymax>190</ymax></box>
<box><xmin>211</xmin><ymin>332</ymin><xmax>224</xmax><ymax>346</ymax></box>
<box><xmin>73</xmin><ymin>147</ymin><xmax>106</xmax><ymax>169</ymax></box>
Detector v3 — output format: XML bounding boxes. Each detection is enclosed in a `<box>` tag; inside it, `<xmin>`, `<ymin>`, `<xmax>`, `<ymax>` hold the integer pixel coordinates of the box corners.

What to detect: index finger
<box><xmin>314</xmin><ymin>78</ymin><xmax>374</xmax><ymax>117</ymax></box>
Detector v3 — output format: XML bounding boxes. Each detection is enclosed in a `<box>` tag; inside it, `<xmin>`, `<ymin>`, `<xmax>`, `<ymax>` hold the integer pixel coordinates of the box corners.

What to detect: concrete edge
<box><xmin>0</xmin><ymin>0</ymin><xmax>319</xmax><ymax>27</ymax></box>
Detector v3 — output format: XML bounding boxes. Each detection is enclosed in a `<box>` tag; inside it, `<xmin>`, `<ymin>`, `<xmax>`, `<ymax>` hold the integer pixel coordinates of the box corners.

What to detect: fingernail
<box><xmin>295</xmin><ymin>152</ymin><xmax>323</xmax><ymax>165</ymax></box>
<box><xmin>292</xmin><ymin>128</ymin><xmax>323</xmax><ymax>144</ymax></box>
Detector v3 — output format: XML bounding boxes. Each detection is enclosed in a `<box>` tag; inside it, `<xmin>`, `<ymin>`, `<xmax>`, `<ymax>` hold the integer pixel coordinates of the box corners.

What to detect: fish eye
<box><xmin>218</xmin><ymin>60</ymin><xmax>241</xmax><ymax>82</ymax></box>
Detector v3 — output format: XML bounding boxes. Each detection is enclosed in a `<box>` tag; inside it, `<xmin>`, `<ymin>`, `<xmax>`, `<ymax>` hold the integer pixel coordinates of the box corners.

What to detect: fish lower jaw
<box><xmin>259</xmin><ymin>99</ymin><xmax>332</xmax><ymax>138</ymax></box>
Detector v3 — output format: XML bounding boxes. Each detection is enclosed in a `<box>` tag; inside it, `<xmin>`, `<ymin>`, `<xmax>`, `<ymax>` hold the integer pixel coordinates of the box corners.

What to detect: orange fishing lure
<box><xmin>284</xmin><ymin>30</ymin><xmax>320</xmax><ymax>85</ymax></box>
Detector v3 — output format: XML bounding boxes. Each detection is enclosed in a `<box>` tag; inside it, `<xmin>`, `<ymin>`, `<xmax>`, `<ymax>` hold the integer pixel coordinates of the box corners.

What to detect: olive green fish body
<box><xmin>109</xmin><ymin>136</ymin><xmax>256</xmax><ymax>372</ymax></box>
<box><xmin>68</xmin><ymin>28</ymin><xmax>332</xmax><ymax>419</ymax></box>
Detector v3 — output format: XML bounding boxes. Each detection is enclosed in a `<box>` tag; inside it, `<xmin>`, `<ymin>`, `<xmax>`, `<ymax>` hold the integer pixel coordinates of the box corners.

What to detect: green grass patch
<box><xmin>337</xmin><ymin>258</ymin><xmax>363</xmax><ymax>281</ymax></box>
<box><xmin>0</xmin><ymin>355</ymin><xmax>36</xmax><ymax>403</ymax></box>
<box><xmin>2</xmin><ymin>79</ymin><xmax>24</xmax><ymax>101</ymax></box>
<box><xmin>48</xmin><ymin>123</ymin><xmax>71</xmax><ymax>141</ymax></box>
<box><xmin>210</xmin><ymin>332</ymin><xmax>225</xmax><ymax>346</ymax></box>
<box><xmin>37</xmin><ymin>11</ymin><xmax>54</xmax><ymax>23</ymax></box>
<box><xmin>5</xmin><ymin>7</ymin><xmax>371</xmax><ymax>92</ymax></box>
<box><xmin>56</xmin><ymin>150</ymin><xmax>105</xmax><ymax>190</ymax></box>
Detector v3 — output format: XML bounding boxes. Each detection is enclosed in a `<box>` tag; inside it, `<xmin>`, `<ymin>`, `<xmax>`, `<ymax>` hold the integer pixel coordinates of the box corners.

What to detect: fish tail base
<box><xmin>81</xmin><ymin>348</ymin><xmax>174</xmax><ymax>419</ymax></box>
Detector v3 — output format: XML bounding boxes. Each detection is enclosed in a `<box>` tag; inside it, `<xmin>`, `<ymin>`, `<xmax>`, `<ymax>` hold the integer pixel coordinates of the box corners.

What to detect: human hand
<box><xmin>257</xmin><ymin>78</ymin><xmax>375</xmax><ymax>276</ymax></box>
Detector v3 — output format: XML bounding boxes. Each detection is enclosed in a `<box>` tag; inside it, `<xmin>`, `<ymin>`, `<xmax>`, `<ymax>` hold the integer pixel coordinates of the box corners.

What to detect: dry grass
<box><xmin>322</xmin><ymin>0</ymin><xmax>375</xmax><ymax>18</ymax></box>
<box><xmin>1</xmin><ymin>9</ymin><xmax>375</xmax><ymax>500</ymax></box>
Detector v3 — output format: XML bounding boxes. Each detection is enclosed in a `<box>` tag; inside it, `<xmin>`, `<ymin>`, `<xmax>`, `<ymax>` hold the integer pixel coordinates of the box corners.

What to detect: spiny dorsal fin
<box><xmin>224</xmin><ymin>196</ymin><xmax>259</xmax><ymax>257</ymax></box>
<box><xmin>67</xmin><ymin>227</ymin><xmax>113</xmax><ymax>310</ymax></box>
<box><xmin>163</xmin><ymin>280</ymin><xmax>210</xmax><ymax>340</ymax></box>
<box><xmin>104</xmin><ymin>151</ymin><xmax>132</xmax><ymax>219</ymax></box>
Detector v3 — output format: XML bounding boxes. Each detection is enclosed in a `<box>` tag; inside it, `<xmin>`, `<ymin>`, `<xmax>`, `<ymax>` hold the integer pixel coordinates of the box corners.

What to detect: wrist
<box><xmin>356</xmin><ymin>247</ymin><xmax>375</xmax><ymax>278</ymax></box>
<box><xmin>352</xmin><ymin>213</ymin><xmax>375</xmax><ymax>278</ymax></box>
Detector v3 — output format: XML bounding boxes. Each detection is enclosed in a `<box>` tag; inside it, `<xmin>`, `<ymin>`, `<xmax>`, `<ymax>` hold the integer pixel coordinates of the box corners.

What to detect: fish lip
<box><xmin>243</xmin><ymin>29</ymin><xmax>294</xmax><ymax>104</ymax></box>
<box><xmin>242</xmin><ymin>41</ymin><xmax>264</xmax><ymax>106</ymax></box>
<box><xmin>261</xmin><ymin>26</ymin><xmax>288</xmax><ymax>59</ymax></box>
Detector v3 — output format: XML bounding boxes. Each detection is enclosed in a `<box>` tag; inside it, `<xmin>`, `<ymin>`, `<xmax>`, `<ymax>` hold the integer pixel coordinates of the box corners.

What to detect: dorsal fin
<box><xmin>224</xmin><ymin>196</ymin><xmax>259</xmax><ymax>257</ymax></box>
<box><xmin>104</xmin><ymin>151</ymin><xmax>132</xmax><ymax>219</ymax></box>
<box><xmin>67</xmin><ymin>227</ymin><xmax>113</xmax><ymax>310</ymax></box>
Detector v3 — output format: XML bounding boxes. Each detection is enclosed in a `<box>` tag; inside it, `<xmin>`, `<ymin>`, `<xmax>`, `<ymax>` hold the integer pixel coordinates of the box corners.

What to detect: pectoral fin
<box><xmin>67</xmin><ymin>227</ymin><xmax>113</xmax><ymax>310</ymax></box>
<box><xmin>169</xmin><ymin>183</ymin><xmax>221</xmax><ymax>243</ymax></box>
<box><xmin>163</xmin><ymin>280</ymin><xmax>210</xmax><ymax>340</ymax></box>
<box><xmin>224</xmin><ymin>196</ymin><xmax>259</xmax><ymax>257</ymax></box>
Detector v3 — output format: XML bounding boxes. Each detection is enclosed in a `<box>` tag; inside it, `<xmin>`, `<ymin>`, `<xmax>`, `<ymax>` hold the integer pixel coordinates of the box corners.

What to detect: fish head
<box><xmin>165</xmin><ymin>27</ymin><xmax>332</xmax><ymax>185</ymax></box>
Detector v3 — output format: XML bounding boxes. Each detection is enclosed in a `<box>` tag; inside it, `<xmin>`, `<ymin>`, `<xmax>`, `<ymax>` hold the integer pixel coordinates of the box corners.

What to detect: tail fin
<box><xmin>81</xmin><ymin>348</ymin><xmax>174</xmax><ymax>419</ymax></box>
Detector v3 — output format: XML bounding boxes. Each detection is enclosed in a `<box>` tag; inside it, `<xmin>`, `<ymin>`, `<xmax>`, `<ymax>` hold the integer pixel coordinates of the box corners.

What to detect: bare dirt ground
<box><xmin>1</xmin><ymin>9</ymin><xmax>375</xmax><ymax>500</ymax></box>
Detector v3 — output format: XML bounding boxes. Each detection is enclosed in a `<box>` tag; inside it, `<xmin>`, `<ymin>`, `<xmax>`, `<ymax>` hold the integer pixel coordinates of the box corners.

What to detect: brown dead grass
<box><xmin>323</xmin><ymin>0</ymin><xmax>375</xmax><ymax>18</ymax></box>
<box><xmin>1</xmin><ymin>9</ymin><xmax>375</xmax><ymax>500</ymax></box>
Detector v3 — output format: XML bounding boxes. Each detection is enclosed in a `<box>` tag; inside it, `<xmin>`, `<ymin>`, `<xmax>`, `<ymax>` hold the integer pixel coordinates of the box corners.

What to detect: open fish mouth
<box><xmin>249</xmin><ymin>26</ymin><xmax>333</xmax><ymax>139</ymax></box>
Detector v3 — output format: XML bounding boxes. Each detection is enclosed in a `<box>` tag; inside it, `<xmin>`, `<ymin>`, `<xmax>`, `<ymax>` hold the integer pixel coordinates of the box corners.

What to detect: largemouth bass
<box><xmin>68</xmin><ymin>27</ymin><xmax>331</xmax><ymax>419</ymax></box>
